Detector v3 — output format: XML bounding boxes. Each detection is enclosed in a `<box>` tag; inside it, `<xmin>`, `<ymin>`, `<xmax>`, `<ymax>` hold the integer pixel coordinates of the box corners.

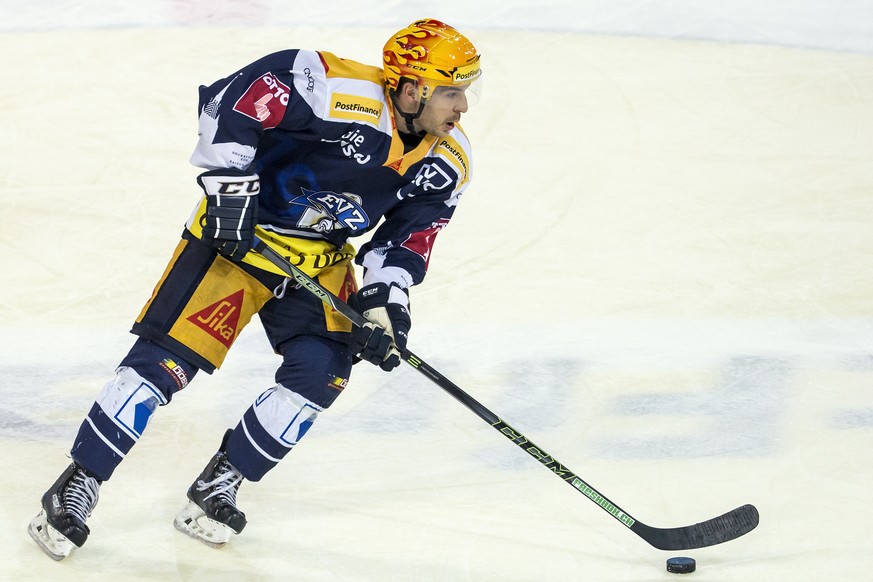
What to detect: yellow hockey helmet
<box><xmin>383</xmin><ymin>18</ymin><xmax>482</xmax><ymax>101</ymax></box>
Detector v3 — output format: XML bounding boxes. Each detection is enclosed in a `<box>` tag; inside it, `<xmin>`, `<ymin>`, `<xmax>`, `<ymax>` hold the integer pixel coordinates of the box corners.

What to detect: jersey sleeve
<box><xmin>357</xmin><ymin>127</ymin><xmax>474</xmax><ymax>291</ymax></box>
<box><xmin>189</xmin><ymin>49</ymin><xmax>310</xmax><ymax>171</ymax></box>
<box><xmin>356</xmin><ymin>158</ymin><xmax>471</xmax><ymax>290</ymax></box>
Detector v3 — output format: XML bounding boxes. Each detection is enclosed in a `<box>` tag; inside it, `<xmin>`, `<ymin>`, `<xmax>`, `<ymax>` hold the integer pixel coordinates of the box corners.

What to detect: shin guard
<box><xmin>225</xmin><ymin>384</ymin><xmax>322</xmax><ymax>481</ymax></box>
<box><xmin>70</xmin><ymin>367</ymin><xmax>168</xmax><ymax>480</ymax></box>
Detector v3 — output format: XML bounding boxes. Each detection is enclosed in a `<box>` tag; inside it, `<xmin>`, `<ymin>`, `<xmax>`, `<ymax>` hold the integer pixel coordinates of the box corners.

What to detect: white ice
<box><xmin>2</xmin><ymin>1</ymin><xmax>873</xmax><ymax>581</ymax></box>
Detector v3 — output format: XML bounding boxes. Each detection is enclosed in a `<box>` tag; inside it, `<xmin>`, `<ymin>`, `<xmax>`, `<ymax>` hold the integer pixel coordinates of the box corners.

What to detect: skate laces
<box><xmin>196</xmin><ymin>459</ymin><xmax>242</xmax><ymax>507</ymax></box>
<box><xmin>66</xmin><ymin>470</ymin><xmax>100</xmax><ymax>523</ymax></box>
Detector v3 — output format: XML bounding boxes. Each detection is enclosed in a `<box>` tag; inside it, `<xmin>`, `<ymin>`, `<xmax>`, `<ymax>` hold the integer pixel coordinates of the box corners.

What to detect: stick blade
<box><xmin>632</xmin><ymin>504</ymin><xmax>759</xmax><ymax>550</ymax></box>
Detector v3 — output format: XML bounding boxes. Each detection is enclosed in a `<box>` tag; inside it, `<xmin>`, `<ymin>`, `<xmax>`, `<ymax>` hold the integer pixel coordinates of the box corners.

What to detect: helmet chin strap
<box><xmin>390</xmin><ymin>90</ymin><xmax>428</xmax><ymax>136</ymax></box>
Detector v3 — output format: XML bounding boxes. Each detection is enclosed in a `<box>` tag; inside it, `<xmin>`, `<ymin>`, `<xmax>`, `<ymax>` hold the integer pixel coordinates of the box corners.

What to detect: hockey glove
<box><xmin>349</xmin><ymin>282</ymin><xmax>411</xmax><ymax>372</ymax></box>
<box><xmin>198</xmin><ymin>168</ymin><xmax>260</xmax><ymax>261</ymax></box>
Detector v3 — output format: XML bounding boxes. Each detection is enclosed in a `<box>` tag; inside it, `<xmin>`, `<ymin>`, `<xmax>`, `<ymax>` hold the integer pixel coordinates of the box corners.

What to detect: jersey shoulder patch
<box><xmin>232</xmin><ymin>72</ymin><xmax>291</xmax><ymax>129</ymax></box>
<box><xmin>433</xmin><ymin>131</ymin><xmax>471</xmax><ymax>187</ymax></box>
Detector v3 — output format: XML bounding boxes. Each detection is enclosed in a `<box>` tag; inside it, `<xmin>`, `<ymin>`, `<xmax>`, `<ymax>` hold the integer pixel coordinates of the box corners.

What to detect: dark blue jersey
<box><xmin>184</xmin><ymin>49</ymin><xmax>473</xmax><ymax>290</ymax></box>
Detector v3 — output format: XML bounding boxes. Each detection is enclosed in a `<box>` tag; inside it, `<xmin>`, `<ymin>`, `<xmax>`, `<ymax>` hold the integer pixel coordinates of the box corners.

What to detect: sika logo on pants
<box><xmin>187</xmin><ymin>289</ymin><xmax>244</xmax><ymax>347</ymax></box>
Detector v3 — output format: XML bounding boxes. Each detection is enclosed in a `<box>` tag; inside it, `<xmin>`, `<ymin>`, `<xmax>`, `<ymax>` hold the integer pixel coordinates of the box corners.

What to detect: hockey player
<box><xmin>28</xmin><ymin>18</ymin><xmax>482</xmax><ymax>559</ymax></box>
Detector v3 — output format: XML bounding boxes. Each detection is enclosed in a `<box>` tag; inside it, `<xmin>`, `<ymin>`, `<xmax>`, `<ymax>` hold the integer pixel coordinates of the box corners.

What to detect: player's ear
<box><xmin>397</xmin><ymin>79</ymin><xmax>420</xmax><ymax>104</ymax></box>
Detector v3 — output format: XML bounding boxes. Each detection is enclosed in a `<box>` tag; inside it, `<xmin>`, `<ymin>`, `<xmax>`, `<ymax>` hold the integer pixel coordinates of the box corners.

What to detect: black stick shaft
<box><xmin>252</xmin><ymin>237</ymin><xmax>758</xmax><ymax>550</ymax></box>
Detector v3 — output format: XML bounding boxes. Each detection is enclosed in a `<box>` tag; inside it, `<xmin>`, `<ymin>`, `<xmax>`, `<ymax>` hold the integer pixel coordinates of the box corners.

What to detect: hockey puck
<box><xmin>666</xmin><ymin>557</ymin><xmax>696</xmax><ymax>574</ymax></box>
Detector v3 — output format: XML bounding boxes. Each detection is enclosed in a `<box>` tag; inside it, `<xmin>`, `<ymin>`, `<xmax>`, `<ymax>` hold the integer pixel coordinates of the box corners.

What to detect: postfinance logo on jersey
<box><xmin>435</xmin><ymin>135</ymin><xmax>469</xmax><ymax>186</ymax></box>
<box><xmin>330</xmin><ymin>93</ymin><xmax>383</xmax><ymax>124</ymax></box>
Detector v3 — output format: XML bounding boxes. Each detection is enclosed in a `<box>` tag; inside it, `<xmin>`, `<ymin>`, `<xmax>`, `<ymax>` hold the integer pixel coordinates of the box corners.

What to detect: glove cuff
<box><xmin>357</xmin><ymin>282</ymin><xmax>409</xmax><ymax>312</ymax></box>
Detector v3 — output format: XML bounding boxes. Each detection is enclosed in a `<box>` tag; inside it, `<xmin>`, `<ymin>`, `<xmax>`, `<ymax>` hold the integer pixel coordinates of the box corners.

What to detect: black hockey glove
<box><xmin>197</xmin><ymin>168</ymin><xmax>260</xmax><ymax>261</ymax></box>
<box><xmin>349</xmin><ymin>282</ymin><xmax>411</xmax><ymax>372</ymax></box>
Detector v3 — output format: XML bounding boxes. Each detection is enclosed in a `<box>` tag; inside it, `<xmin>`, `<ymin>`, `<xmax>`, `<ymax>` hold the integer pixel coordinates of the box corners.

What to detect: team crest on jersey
<box><xmin>288</xmin><ymin>189</ymin><xmax>370</xmax><ymax>233</ymax></box>
<box><xmin>233</xmin><ymin>73</ymin><xmax>291</xmax><ymax>129</ymax></box>
<box><xmin>187</xmin><ymin>289</ymin><xmax>244</xmax><ymax>348</ymax></box>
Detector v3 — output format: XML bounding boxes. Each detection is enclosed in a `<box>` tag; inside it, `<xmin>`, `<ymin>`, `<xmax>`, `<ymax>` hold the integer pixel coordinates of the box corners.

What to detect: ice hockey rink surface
<box><xmin>2</xmin><ymin>1</ymin><xmax>872</xmax><ymax>580</ymax></box>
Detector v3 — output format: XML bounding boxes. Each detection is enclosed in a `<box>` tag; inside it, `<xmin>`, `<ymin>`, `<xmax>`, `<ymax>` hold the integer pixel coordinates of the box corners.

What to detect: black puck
<box><xmin>666</xmin><ymin>557</ymin><xmax>696</xmax><ymax>574</ymax></box>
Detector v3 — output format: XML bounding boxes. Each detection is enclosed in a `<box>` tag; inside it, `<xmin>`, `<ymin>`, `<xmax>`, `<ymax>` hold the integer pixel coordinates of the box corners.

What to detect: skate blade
<box><xmin>173</xmin><ymin>501</ymin><xmax>234</xmax><ymax>549</ymax></box>
<box><xmin>28</xmin><ymin>510</ymin><xmax>75</xmax><ymax>561</ymax></box>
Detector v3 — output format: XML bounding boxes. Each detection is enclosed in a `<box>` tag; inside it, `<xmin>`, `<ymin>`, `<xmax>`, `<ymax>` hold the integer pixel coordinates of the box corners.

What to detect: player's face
<box><xmin>415</xmin><ymin>84</ymin><xmax>470</xmax><ymax>137</ymax></box>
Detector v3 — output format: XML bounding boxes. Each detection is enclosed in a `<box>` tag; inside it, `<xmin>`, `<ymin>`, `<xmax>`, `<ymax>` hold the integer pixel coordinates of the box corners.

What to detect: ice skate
<box><xmin>174</xmin><ymin>430</ymin><xmax>246</xmax><ymax>548</ymax></box>
<box><xmin>28</xmin><ymin>463</ymin><xmax>101</xmax><ymax>560</ymax></box>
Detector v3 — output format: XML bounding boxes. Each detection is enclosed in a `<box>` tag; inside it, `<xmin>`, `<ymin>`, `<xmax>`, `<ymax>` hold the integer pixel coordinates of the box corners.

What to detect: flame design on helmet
<box><xmin>383</xmin><ymin>18</ymin><xmax>481</xmax><ymax>99</ymax></box>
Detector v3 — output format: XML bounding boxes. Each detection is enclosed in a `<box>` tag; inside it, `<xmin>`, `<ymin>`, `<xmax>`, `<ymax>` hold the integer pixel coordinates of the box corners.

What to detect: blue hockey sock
<box><xmin>70</xmin><ymin>367</ymin><xmax>168</xmax><ymax>481</ymax></box>
<box><xmin>225</xmin><ymin>384</ymin><xmax>322</xmax><ymax>481</ymax></box>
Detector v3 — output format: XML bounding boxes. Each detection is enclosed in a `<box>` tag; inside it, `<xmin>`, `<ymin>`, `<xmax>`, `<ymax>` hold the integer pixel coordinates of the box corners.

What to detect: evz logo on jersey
<box><xmin>288</xmin><ymin>189</ymin><xmax>370</xmax><ymax>233</ymax></box>
<box><xmin>233</xmin><ymin>73</ymin><xmax>291</xmax><ymax>129</ymax></box>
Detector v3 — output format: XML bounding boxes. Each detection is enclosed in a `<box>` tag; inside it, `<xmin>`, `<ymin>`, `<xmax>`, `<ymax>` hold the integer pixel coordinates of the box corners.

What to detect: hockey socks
<box><xmin>69</xmin><ymin>366</ymin><xmax>168</xmax><ymax>480</ymax></box>
<box><xmin>225</xmin><ymin>384</ymin><xmax>323</xmax><ymax>481</ymax></box>
<box><xmin>69</xmin><ymin>341</ymin><xmax>198</xmax><ymax>480</ymax></box>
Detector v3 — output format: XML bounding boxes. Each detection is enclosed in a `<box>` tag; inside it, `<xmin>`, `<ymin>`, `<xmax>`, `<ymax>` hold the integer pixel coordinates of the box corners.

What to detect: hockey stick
<box><xmin>252</xmin><ymin>237</ymin><xmax>759</xmax><ymax>550</ymax></box>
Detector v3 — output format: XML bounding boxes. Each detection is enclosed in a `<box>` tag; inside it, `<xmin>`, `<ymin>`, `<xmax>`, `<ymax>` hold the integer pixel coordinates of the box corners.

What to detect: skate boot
<box><xmin>28</xmin><ymin>463</ymin><xmax>102</xmax><ymax>560</ymax></box>
<box><xmin>173</xmin><ymin>429</ymin><xmax>246</xmax><ymax>548</ymax></box>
